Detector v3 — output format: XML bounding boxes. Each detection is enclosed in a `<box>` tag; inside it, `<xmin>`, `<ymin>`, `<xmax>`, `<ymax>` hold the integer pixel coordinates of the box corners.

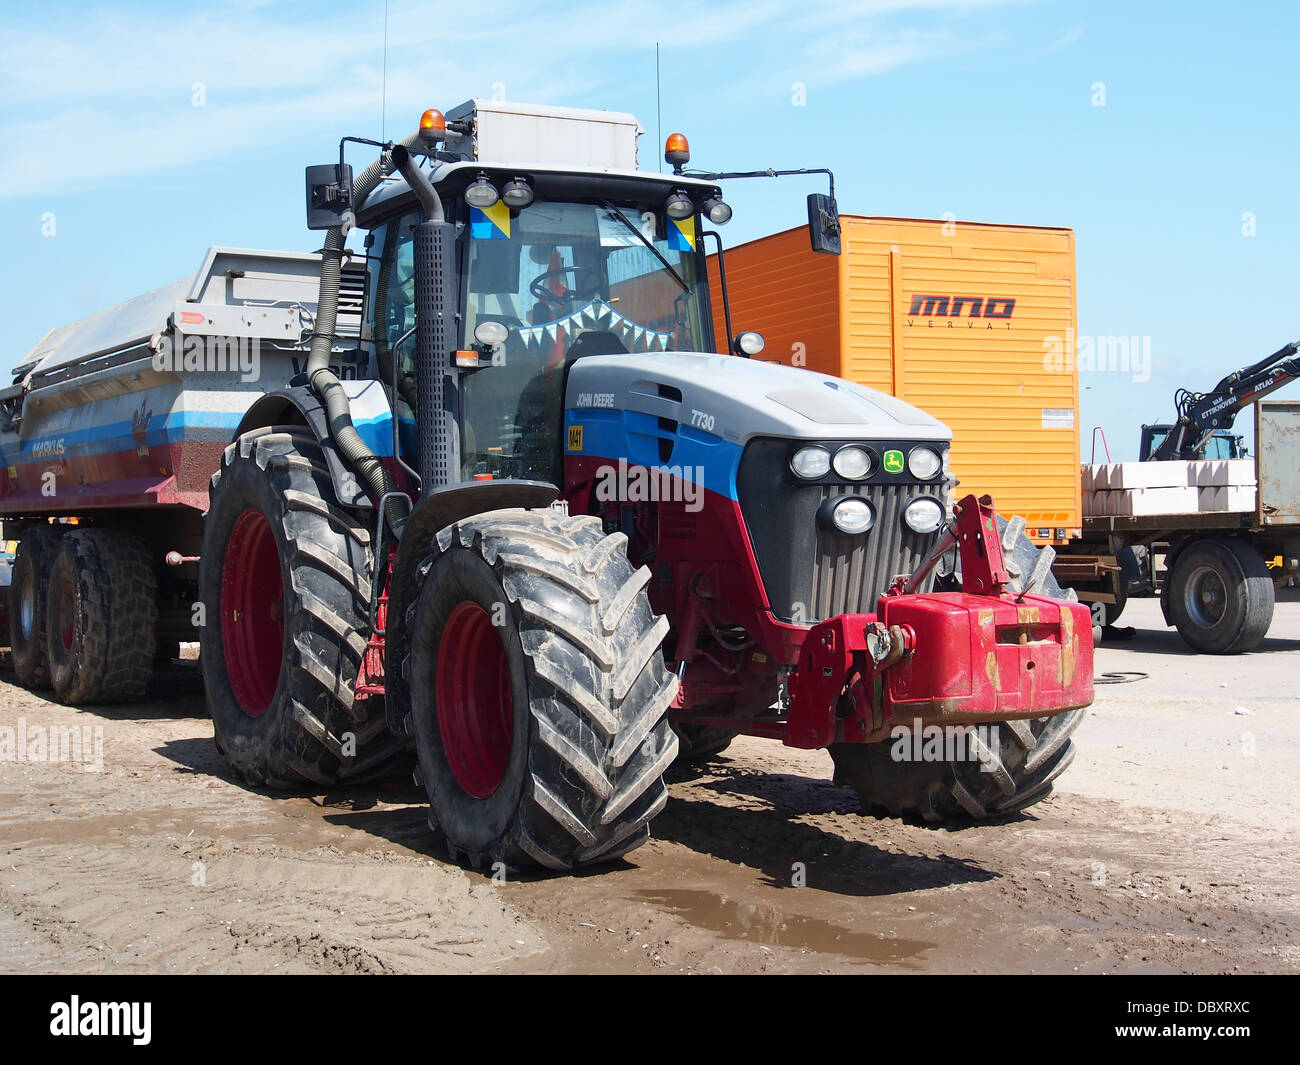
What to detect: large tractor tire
<box><xmin>45</xmin><ymin>528</ymin><xmax>158</xmax><ymax>704</ymax></box>
<box><xmin>9</xmin><ymin>524</ymin><xmax>61</xmax><ymax>689</ymax></box>
<box><xmin>403</xmin><ymin>510</ymin><xmax>679</xmax><ymax>871</ymax></box>
<box><xmin>199</xmin><ymin>427</ymin><xmax>406</xmax><ymax>789</ymax></box>
<box><xmin>1167</xmin><ymin>537</ymin><xmax>1273</xmax><ymax>654</ymax></box>
<box><xmin>831</xmin><ymin>515</ymin><xmax>1088</xmax><ymax>824</ymax></box>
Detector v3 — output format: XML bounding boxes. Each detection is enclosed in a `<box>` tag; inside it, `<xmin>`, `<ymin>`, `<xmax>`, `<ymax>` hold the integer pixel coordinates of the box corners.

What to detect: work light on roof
<box><xmin>703</xmin><ymin>195</ymin><xmax>732</xmax><ymax>225</ymax></box>
<box><xmin>465</xmin><ymin>173</ymin><xmax>499</xmax><ymax>209</ymax></box>
<box><xmin>664</xmin><ymin>189</ymin><xmax>694</xmax><ymax>220</ymax></box>
<box><xmin>501</xmin><ymin>177</ymin><xmax>534</xmax><ymax>209</ymax></box>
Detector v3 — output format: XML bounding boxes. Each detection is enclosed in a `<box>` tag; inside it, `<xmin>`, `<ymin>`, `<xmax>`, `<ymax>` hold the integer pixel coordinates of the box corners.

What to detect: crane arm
<box><xmin>1147</xmin><ymin>340</ymin><xmax>1300</xmax><ymax>461</ymax></box>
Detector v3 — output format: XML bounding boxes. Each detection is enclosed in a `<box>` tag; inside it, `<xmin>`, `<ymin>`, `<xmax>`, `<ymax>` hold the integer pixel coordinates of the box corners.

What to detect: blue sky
<box><xmin>3</xmin><ymin>0</ymin><xmax>1297</xmax><ymax>460</ymax></box>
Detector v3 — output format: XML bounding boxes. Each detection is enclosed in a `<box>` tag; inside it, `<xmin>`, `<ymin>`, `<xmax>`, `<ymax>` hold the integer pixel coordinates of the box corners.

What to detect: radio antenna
<box><xmin>655</xmin><ymin>42</ymin><xmax>662</xmax><ymax>173</ymax></box>
<box><xmin>381</xmin><ymin>0</ymin><xmax>389</xmax><ymax>140</ymax></box>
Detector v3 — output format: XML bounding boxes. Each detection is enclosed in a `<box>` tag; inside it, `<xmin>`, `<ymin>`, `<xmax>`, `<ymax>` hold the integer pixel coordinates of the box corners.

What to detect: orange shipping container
<box><xmin>709</xmin><ymin>216</ymin><xmax>1080</xmax><ymax>543</ymax></box>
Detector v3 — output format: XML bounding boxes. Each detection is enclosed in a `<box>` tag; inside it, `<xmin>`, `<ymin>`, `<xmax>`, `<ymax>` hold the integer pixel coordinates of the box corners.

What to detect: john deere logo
<box><xmin>883</xmin><ymin>449</ymin><xmax>905</xmax><ymax>474</ymax></box>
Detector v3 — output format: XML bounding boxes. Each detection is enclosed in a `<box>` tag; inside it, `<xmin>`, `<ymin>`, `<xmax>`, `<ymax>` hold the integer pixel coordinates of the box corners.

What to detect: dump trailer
<box><xmin>3</xmin><ymin>100</ymin><xmax>1093</xmax><ymax>870</ymax></box>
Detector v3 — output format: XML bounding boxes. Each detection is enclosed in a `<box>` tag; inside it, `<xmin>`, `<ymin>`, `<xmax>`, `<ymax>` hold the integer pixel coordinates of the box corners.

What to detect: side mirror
<box><xmin>305</xmin><ymin>163</ymin><xmax>354</xmax><ymax>231</ymax></box>
<box><xmin>807</xmin><ymin>193</ymin><xmax>841</xmax><ymax>255</ymax></box>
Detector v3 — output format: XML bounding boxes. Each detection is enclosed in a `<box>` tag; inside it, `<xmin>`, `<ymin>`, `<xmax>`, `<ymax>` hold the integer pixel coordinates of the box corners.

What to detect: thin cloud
<box><xmin>0</xmin><ymin>0</ymin><xmax>1036</xmax><ymax>199</ymax></box>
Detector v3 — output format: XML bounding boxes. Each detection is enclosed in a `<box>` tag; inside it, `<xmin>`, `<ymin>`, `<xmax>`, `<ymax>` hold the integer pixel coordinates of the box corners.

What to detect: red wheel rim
<box><xmin>435</xmin><ymin>601</ymin><xmax>514</xmax><ymax>798</ymax></box>
<box><xmin>221</xmin><ymin>509</ymin><xmax>284</xmax><ymax>717</ymax></box>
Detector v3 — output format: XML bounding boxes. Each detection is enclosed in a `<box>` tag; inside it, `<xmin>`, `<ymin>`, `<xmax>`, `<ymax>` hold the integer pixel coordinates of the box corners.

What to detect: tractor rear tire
<box><xmin>200</xmin><ymin>427</ymin><xmax>407</xmax><ymax>789</ymax></box>
<box><xmin>404</xmin><ymin>510</ymin><xmax>679</xmax><ymax>871</ymax></box>
<box><xmin>1167</xmin><ymin>537</ymin><xmax>1273</xmax><ymax>654</ymax></box>
<box><xmin>831</xmin><ymin>514</ymin><xmax>1089</xmax><ymax>824</ymax></box>
<box><xmin>10</xmin><ymin>525</ymin><xmax>61</xmax><ymax>689</ymax></box>
<box><xmin>45</xmin><ymin>529</ymin><xmax>158</xmax><ymax>704</ymax></box>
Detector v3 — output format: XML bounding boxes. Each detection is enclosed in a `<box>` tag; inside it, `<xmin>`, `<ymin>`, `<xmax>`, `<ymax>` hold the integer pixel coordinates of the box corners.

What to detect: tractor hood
<box><xmin>565</xmin><ymin>352</ymin><xmax>951</xmax><ymax>445</ymax></box>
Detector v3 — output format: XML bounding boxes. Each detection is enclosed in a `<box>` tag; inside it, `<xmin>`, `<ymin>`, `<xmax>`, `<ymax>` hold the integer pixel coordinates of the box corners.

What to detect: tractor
<box><xmin>4</xmin><ymin>100</ymin><xmax>1093</xmax><ymax>870</ymax></box>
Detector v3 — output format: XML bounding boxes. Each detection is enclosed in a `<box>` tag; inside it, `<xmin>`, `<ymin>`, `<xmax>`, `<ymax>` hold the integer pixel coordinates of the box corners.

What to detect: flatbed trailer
<box><xmin>1057</xmin><ymin>399</ymin><xmax>1300</xmax><ymax>653</ymax></box>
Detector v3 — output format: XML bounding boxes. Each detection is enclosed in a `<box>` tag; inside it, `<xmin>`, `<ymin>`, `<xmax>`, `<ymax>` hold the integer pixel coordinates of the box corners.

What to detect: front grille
<box><xmin>811</xmin><ymin>483</ymin><xmax>935</xmax><ymax>620</ymax></box>
<box><xmin>736</xmin><ymin>437</ymin><xmax>944</xmax><ymax>624</ymax></box>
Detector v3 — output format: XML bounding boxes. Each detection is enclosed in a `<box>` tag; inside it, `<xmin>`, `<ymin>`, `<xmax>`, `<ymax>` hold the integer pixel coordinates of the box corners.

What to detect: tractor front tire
<box><xmin>45</xmin><ymin>528</ymin><xmax>157</xmax><ymax>704</ymax></box>
<box><xmin>404</xmin><ymin>510</ymin><xmax>678</xmax><ymax>871</ymax></box>
<box><xmin>200</xmin><ymin>427</ymin><xmax>406</xmax><ymax>789</ymax></box>
<box><xmin>10</xmin><ymin>525</ymin><xmax>61</xmax><ymax>689</ymax></box>
<box><xmin>831</xmin><ymin>515</ymin><xmax>1088</xmax><ymax>824</ymax></box>
<box><xmin>672</xmin><ymin>723</ymin><xmax>737</xmax><ymax>764</ymax></box>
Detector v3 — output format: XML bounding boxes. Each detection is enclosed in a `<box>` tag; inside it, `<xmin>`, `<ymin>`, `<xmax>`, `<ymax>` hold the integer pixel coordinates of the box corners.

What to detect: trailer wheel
<box><xmin>9</xmin><ymin>525</ymin><xmax>61</xmax><ymax>689</ymax></box>
<box><xmin>1168</xmin><ymin>537</ymin><xmax>1274</xmax><ymax>654</ymax></box>
<box><xmin>830</xmin><ymin>515</ymin><xmax>1088</xmax><ymax>824</ymax></box>
<box><xmin>45</xmin><ymin>529</ymin><xmax>157</xmax><ymax>704</ymax></box>
<box><xmin>403</xmin><ymin>511</ymin><xmax>678</xmax><ymax>870</ymax></box>
<box><xmin>200</xmin><ymin>427</ymin><xmax>407</xmax><ymax>789</ymax></box>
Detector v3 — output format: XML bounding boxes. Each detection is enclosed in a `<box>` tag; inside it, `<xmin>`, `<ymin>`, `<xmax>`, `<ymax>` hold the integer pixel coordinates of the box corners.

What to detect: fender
<box><xmin>233</xmin><ymin>386</ymin><xmax>372</xmax><ymax>509</ymax></box>
<box><xmin>382</xmin><ymin>479</ymin><xmax>559</xmax><ymax>734</ymax></box>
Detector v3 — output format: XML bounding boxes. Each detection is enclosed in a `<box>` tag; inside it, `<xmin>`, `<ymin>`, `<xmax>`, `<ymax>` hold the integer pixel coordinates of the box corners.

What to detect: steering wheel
<box><xmin>529</xmin><ymin>265</ymin><xmax>603</xmax><ymax>311</ymax></box>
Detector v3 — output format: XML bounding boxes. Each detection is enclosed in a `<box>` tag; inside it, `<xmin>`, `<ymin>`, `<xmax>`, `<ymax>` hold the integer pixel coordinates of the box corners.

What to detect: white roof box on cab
<box><xmin>443</xmin><ymin>99</ymin><xmax>642</xmax><ymax>171</ymax></box>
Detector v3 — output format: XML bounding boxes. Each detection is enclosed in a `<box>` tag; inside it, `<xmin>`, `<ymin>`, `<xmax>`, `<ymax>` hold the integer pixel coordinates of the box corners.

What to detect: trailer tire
<box><xmin>45</xmin><ymin>529</ymin><xmax>157</xmax><ymax>704</ymax></box>
<box><xmin>403</xmin><ymin>510</ymin><xmax>678</xmax><ymax>871</ymax></box>
<box><xmin>1168</xmin><ymin>537</ymin><xmax>1274</xmax><ymax>654</ymax></box>
<box><xmin>10</xmin><ymin>525</ymin><xmax>61</xmax><ymax>689</ymax></box>
<box><xmin>200</xmin><ymin>427</ymin><xmax>408</xmax><ymax>789</ymax></box>
<box><xmin>830</xmin><ymin>514</ymin><xmax>1088</xmax><ymax>824</ymax></box>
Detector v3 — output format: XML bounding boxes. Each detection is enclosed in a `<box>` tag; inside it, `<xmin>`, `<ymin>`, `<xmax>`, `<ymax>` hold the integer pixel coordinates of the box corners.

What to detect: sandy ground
<box><xmin>1</xmin><ymin>595</ymin><xmax>1297</xmax><ymax>974</ymax></box>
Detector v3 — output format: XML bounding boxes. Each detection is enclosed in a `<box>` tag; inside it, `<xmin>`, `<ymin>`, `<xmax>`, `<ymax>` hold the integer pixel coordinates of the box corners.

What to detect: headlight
<box><xmin>791</xmin><ymin>446</ymin><xmax>831</xmax><ymax>479</ymax></box>
<box><xmin>904</xmin><ymin>497</ymin><xmax>944</xmax><ymax>534</ymax></box>
<box><xmin>908</xmin><ymin>446</ymin><xmax>942</xmax><ymax>480</ymax></box>
<box><xmin>831</xmin><ymin>498</ymin><xmax>874</xmax><ymax>534</ymax></box>
<box><xmin>832</xmin><ymin>446</ymin><xmax>873</xmax><ymax>480</ymax></box>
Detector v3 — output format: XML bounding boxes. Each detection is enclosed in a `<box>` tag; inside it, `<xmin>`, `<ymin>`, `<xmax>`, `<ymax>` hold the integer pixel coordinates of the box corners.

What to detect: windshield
<box><xmin>460</xmin><ymin>199</ymin><xmax>709</xmax><ymax>482</ymax></box>
<box><xmin>463</xmin><ymin>200</ymin><xmax>706</xmax><ymax>352</ymax></box>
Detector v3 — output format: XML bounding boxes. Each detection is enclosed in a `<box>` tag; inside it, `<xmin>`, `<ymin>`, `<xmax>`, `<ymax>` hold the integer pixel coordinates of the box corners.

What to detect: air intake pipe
<box><xmin>306</xmin><ymin>131</ymin><xmax>425</xmax><ymax>532</ymax></box>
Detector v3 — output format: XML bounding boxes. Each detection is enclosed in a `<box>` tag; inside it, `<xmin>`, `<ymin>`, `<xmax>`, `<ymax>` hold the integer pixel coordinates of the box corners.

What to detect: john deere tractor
<box><xmin>4</xmin><ymin>100</ymin><xmax>1091</xmax><ymax>871</ymax></box>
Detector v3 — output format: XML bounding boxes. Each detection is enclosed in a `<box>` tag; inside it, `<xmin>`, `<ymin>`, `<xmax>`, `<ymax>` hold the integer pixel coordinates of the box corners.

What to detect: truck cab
<box><xmin>1139</xmin><ymin>424</ymin><xmax>1246</xmax><ymax>461</ymax></box>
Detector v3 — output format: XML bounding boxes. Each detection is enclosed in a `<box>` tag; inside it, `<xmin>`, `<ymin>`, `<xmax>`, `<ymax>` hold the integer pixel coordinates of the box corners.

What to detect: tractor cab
<box><xmin>364</xmin><ymin>190</ymin><xmax>713</xmax><ymax>485</ymax></box>
<box><xmin>351</xmin><ymin>104</ymin><xmax>728</xmax><ymax>489</ymax></box>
